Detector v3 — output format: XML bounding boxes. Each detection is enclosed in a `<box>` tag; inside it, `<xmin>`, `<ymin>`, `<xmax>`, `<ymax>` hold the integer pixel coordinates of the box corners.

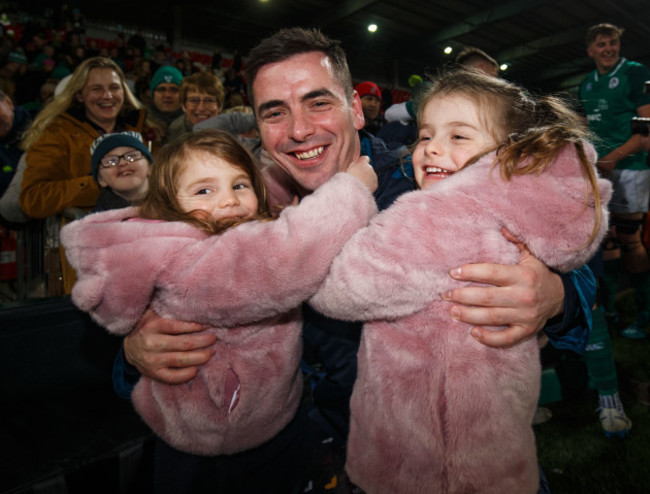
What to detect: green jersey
<box><xmin>579</xmin><ymin>57</ymin><xmax>650</xmax><ymax>170</ymax></box>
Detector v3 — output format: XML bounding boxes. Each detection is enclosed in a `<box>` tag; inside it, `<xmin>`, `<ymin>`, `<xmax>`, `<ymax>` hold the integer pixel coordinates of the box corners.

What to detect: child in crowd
<box><xmin>61</xmin><ymin>129</ymin><xmax>378</xmax><ymax>493</ymax></box>
<box><xmin>309</xmin><ymin>69</ymin><xmax>612</xmax><ymax>494</ymax></box>
<box><xmin>90</xmin><ymin>131</ymin><xmax>153</xmax><ymax>211</ymax></box>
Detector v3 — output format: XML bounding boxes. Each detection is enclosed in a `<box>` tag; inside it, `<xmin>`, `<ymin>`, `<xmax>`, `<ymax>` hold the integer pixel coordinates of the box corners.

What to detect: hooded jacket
<box><xmin>310</xmin><ymin>143</ymin><xmax>612</xmax><ymax>494</ymax></box>
<box><xmin>61</xmin><ymin>173</ymin><xmax>377</xmax><ymax>456</ymax></box>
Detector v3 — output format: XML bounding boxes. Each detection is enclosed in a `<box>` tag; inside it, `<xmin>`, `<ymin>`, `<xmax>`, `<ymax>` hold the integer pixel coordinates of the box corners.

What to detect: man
<box><xmin>579</xmin><ymin>23</ymin><xmax>650</xmax><ymax>339</ymax></box>
<box><xmin>148</xmin><ymin>65</ymin><xmax>184</xmax><ymax>140</ymax></box>
<box><xmin>455</xmin><ymin>45</ymin><xmax>499</xmax><ymax>76</ymax></box>
<box><xmin>355</xmin><ymin>80</ymin><xmax>385</xmax><ymax>135</ymax></box>
<box><xmin>117</xmin><ymin>28</ymin><xmax>592</xmax><ymax>492</ymax></box>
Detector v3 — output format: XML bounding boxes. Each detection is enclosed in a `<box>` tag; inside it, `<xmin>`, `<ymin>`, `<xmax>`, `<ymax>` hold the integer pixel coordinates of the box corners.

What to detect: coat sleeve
<box><xmin>20</xmin><ymin>122</ymin><xmax>99</xmax><ymax>218</ymax></box>
<box><xmin>61</xmin><ymin>209</ymin><xmax>200</xmax><ymax>334</ymax></box>
<box><xmin>152</xmin><ymin>172</ymin><xmax>377</xmax><ymax>326</ymax></box>
<box><xmin>490</xmin><ymin>144</ymin><xmax>611</xmax><ymax>273</ymax></box>
<box><xmin>308</xmin><ymin>189</ymin><xmax>467</xmax><ymax>322</ymax></box>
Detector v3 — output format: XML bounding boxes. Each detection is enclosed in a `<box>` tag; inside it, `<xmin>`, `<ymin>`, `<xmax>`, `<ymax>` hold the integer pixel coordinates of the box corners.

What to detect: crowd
<box><xmin>1</xmin><ymin>5</ymin><xmax>649</xmax><ymax>494</ymax></box>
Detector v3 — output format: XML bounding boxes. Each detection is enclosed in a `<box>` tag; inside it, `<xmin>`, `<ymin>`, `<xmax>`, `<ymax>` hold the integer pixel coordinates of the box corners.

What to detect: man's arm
<box><xmin>443</xmin><ymin>231</ymin><xmax>593</xmax><ymax>349</ymax></box>
<box><xmin>597</xmin><ymin>104</ymin><xmax>650</xmax><ymax>173</ymax></box>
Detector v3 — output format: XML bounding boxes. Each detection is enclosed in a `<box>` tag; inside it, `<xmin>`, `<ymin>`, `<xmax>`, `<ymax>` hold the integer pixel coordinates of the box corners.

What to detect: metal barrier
<box><xmin>1</xmin><ymin>208</ymin><xmax>89</xmax><ymax>304</ymax></box>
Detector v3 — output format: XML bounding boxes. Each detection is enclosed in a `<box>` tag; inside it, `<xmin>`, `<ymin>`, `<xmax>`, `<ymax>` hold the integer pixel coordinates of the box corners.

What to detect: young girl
<box><xmin>61</xmin><ymin>129</ymin><xmax>378</xmax><ymax>493</ymax></box>
<box><xmin>309</xmin><ymin>69</ymin><xmax>612</xmax><ymax>494</ymax></box>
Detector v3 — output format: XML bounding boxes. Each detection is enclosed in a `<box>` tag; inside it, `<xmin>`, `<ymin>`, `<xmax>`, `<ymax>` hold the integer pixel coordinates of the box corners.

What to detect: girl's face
<box><xmin>176</xmin><ymin>149</ymin><xmax>259</xmax><ymax>222</ymax></box>
<box><xmin>77</xmin><ymin>68</ymin><xmax>124</xmax><ymax>132</ymax></box>
<box><xmin>412</xmin><ymin>94</ymin><xmax>497</xmax><ymax>190</ymax></box>
<box><xmin>97</xmin><ymin>146</ymin><xmax>149</xmax><ymax>201</ymax></box>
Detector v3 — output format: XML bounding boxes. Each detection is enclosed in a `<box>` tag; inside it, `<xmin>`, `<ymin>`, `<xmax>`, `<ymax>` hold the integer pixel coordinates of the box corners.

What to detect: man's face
<box><xmin>253</xmin><ymin>51</ymin><xmax>365</xmax><ymax>193</ymax></box>
<box><xmin>360</xmin><ymin>95</ymin><xmax>381</xmax><ymax>123</ymax></box>
<box><xmin>152</xmin><ymin>83</ymin><xmax>181</xmax><ymax>113</ymax></box>
<box><xmin>587</xmin><ymin>34</ymin><xmax>621</xmax><ymax>74</ymax></box>
<box><xmin>0</xmin><ymin>95</ymin><xmax>14</xmax><ymax>138</ymax></box>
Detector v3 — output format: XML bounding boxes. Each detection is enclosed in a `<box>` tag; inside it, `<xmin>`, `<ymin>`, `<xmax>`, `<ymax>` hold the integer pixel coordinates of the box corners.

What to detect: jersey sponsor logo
<box><xmin>587</xmin><ymin>113</ymin><xmax>602</xmax><ymax>122</ymax></box>
<box><xmin>586</xmin><ymin>82</ymin><xmax>593</xmax><ymax>91</ymax></box>
<box><xmin>609</xmin><ymin>77</ymin><xmax>620</xmax><ymax>89</ymax></box>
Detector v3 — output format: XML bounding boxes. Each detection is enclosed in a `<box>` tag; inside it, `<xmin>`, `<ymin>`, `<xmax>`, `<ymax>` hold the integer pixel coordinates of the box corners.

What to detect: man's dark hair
<box><xmin>245</xmin><ymin>27</ymin><xmax>353</xmax><ymax>109</ymax></box>
<box><xmin>585</xmin><ymin>23</ymin><xmax>625</xmax><ymax>46</ymax></box>
<box><xmin>455</xmin><ymin>46</ymin><xmax>498</xmax><ymax>71</ymax></box>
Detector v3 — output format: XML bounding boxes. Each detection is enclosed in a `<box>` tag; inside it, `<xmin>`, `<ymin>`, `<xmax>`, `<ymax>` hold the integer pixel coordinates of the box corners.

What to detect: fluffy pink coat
<box><xmin>61</xmin><ymin>173</ymin><xmax>377</xmax><ymax>456</ymax></box>
<box><xmin>310</xmin><ymin>144</ymin><xmax>611</xmax><ymax>494</ymax></box>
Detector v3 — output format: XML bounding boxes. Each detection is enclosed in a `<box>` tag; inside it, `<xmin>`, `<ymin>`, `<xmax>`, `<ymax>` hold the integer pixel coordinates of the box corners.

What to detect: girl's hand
<box><xmin>346</xmin><ymin>155</ymin><xmax>378</xmax><ymax>193</ymax></box>
<box><xmin>442</xmin><ymin>228</ymin><xmax>564</xmax><ymax>348</ymax></box>
<box><xmin>124</xmin><ymin>309</ymin><xmax>217</xmax><ymax>384</ymax></box>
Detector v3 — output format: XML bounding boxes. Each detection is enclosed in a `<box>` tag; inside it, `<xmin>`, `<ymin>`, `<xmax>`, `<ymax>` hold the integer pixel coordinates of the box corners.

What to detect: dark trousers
<box><xmin>153</xmin><ymin>404</ymin><xmax>312</xmax><ymax>494</ymax></box>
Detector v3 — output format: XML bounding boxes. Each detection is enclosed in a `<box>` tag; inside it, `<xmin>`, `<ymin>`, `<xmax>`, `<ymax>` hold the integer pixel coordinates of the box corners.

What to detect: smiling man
<box><xmin>148</xmin><ymin>65</ymin><xmax>184</xmax><ymax>140</ymax></box>
<box><xmin>580</xmin><ymin>23</ymin><xmax>650</xmax><ymax>339</ymax></box>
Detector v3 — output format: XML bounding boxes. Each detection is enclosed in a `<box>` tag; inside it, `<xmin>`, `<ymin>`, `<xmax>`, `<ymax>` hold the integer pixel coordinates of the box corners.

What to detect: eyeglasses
<box><xmin>100</xmin><ymin>150</ymin><xmax>144</xmax><ymax>167</ymax></box>
<box><xmin>186</xmin><ymin>97</ymin><xmax>218</xmax><ymax>107</ymax></box>
<box><xmin>154</xmin><ymin>86</ymin><xmax>180</xmax><ymax>94</ymax></box>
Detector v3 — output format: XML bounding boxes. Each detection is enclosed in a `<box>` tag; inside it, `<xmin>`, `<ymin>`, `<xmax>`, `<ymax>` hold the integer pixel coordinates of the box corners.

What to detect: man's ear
<box><xmin>586</xmin><ymin>45</ymin><xmax>595</xmax><ymax>59</ymax></box>
<box><xmin>351</xmin><ymin>91</ymin><xmax>365</xmax><ymax>130</ymax></box>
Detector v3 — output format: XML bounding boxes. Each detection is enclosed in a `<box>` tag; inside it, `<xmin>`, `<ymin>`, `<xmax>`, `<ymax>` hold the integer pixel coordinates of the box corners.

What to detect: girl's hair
<box><xmin>416</xmin><ymin>68</ymin><xmax>603</xmax><ymax>244</ymax></box>
<box><xmin>138</xmin><ymin>129</ymin><xmax>271</xmax><ymax>235</ymax></box>
<box><xmin>22</xmin><ymin>57</ymin><xmax>151</xmax><ymax>150</ymax></box>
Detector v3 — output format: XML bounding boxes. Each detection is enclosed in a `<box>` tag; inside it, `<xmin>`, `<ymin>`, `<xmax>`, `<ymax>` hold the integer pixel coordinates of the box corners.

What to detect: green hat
<box><xmin>7</xmin><ymin>51</ymin><xmax>27</xmax><ymax>65</ymax></box>
<box><xmin>150</xmin><ymin>65</ymin><xmax>183</xmax><ymax>93</ymax></box>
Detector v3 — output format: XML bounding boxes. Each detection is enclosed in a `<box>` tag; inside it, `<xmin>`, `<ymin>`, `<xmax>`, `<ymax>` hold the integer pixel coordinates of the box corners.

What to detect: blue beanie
<box><xmin>90</xmin><ymin>131</ymin><xmax>153</xmax><ymax>181</ymax></box>
<box><xmin>150</xmin><ymin>65</ymin><xmax>183</xmax><ymax>93</ymax></box>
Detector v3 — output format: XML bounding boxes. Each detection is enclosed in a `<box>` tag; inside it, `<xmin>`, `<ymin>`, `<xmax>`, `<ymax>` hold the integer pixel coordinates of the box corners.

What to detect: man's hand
<box><xmin>123</xmin><ymin>309</ymin><xmax>217</xmax><ymax>384</ymax></box>
<box><xmin>442</xmin><ymin>228</ymin><xmax>564</xmax><ymax>348</ymax></box>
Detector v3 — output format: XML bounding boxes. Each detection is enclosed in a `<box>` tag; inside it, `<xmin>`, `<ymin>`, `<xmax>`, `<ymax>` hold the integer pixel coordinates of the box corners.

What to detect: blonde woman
<box><xmin>20</xmin><ymin>57</ymin><xmax>160</xmax><ymax>219</ymax></box>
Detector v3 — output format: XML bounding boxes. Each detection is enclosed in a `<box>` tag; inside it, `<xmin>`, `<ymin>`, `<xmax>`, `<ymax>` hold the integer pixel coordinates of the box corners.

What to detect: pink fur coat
<box><xmin>310</xmin><ymin>144</ymin><xmax>611</xmax><ymax>494</ymax></box>
<box><xmin>61</xmin><ymin>173</ymin><xmax>377</xmax><ymax>456</ymax></box>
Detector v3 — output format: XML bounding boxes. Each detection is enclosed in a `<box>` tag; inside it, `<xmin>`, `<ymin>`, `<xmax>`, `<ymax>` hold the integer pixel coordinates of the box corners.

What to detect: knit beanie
<box><xmin>150</xmin><ymin>65</ymin><xmax>183</xmax><ymax>93</ymax></box>
<box><xmin>7</xmin><ymin>50</ymin><xmax>27</xmax><ymax>65</ymax></box>
<box><xmin>90</xmin><ymin>131</ymin><xmax>153</xmax><ymax>181</ymax></box>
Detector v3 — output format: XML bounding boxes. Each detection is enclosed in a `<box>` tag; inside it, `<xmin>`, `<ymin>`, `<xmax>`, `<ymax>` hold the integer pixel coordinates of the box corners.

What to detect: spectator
<box><xmin>579</xmin><ymin>23</ymin><xmax>650</xmax><ymax>339</ymax></box>
<box><xmin>127</xmin><ymin>30</ymin><xmax>148</xmax><ymax>55</ymax></box>
<box><xmin>0</xmin><ymin>51</ymin><xmax>28</xmax><ymax>101</ymax></box>
<box><xmin>117</xmin><ymin>27</ymin><xmax>595</xmax><ymax>493</ymax></box>
<box><xmin>22</xmin><ymin>81</ymin><xmax>55</xmax><ymax>117</ymax></box>
<box><xmin>148</xmin><ymin>65</ymin><xmax>183</xmax><ymax>139</ymax></box>
<box><xmin>455</xmin><ymin>45</ymin><xmax>499</xmax><ymax>76</ymax></box>
<box><xmin>0</xmin><ymin>89</ymin><xmax>31</xmax><ymax>198</ymax></box>
<box><xmin>90</xmin><ymin>131</ymin><xmax>153</xmax><ymax>211</ymax></box>
<box><xmin>355</xmin><ymin>80</ymin><xmax>386</xmax><ymax>135</ymax></box>
<box><xmin>167</xmin><ymin>71</ymin><xmax>225</xmax><ymax>142</ymax></box>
